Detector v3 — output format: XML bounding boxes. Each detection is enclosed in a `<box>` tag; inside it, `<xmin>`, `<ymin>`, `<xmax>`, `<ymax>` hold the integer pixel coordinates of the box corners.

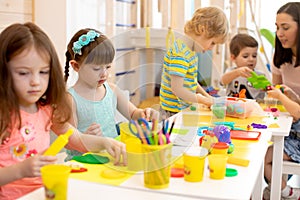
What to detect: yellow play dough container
<box><xmin>211</xmin><ymin>142</ymin><xmax>229</xmax><ymax>154</ymax></box>
<box><xmin>119</xmin><ymin>122</ymin><xmax>143</xmax><ymax>171</ymax></box>
<box><xmin>41</xmin><ymin>165</ymin><xmax>71</xmax><ymax>200</ymax></box>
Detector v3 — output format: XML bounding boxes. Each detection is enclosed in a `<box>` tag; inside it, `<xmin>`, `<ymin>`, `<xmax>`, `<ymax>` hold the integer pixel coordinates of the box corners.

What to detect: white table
<box><xmin>120</xmin><ymin>111</ymin><xmax>272</xmax><ymax>200</ymax></box>
<box><xmin>266</xmin><ymin>112</ymin><xmax>293</xmax><ymax>200</ymax></box>
<box><xmin>18</xmin><ymin>178</ymin><xmax>204</xmax><ymax>200</ymax></box>
<box><xmin>19</xmin><ymin>111</ymin><xmax>280</xmax><ymax>200</ymax></box>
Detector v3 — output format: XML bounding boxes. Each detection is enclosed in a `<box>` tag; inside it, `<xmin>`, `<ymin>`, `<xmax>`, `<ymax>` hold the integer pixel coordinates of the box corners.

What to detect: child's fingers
<box><xmin>121</xmin><ymin>146</ymin><xmax>127</xmax><ymax>166</ymax></box>
<box><xmin>113</xmin><ymin>147</ymin><xmax>120</xmax><ymax>165</ymax></box>
<box><xmin>87</xmin><ymin>124</ymin><xmax>102</xmax><ymax>135</ymax></box>
<box><xmin>143</xmin><ymin>108</ymin><xmax>151</xmax><ymax>121</ymax></box>
<box><xmin>40</xmin><ymin>155</ymin><xmax>57</xmax><ymax>162</ymax></box>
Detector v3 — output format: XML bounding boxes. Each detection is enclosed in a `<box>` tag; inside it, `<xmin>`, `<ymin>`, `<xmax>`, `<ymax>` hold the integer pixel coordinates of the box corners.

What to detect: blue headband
<box><xmin>72</xmin><ymin>30</ymin><xmax>101</xmax><ymax>55</ymax></box>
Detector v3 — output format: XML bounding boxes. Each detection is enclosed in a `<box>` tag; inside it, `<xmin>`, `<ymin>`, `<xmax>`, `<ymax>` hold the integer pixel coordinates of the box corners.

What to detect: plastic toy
<box><xmin>213</xmin><ymin>125</ymin><xmax>231</xmax><ymax>144</ymax></box>
<box><xmin>227</xmin><ymin>156</ymin><xmax>250</xmax><ymax>167</ymax></box>
<box><xmin>199</xmin><ymin>131</ymin><xmax>218</xmax><ymax>151</ymax></box>
<box><xmin>238</xmin><ymin>89</ymin><xmax>246</xmax><ymax>98</ymax></box>
<box><xmin>247</xmin><ymin>71</ymin><xmax>271</xmax><ymax>90</ymax></box>
<box><xmin>44</xmin><ymin>129</ymin><xmax>74</xmax><ymax>156</ymax></box>
<box><xmin>199</xmin><ymin>125</ymin><xmax>234</xmax><ymax>154</ymax></box>
<box><xmin>205</xmin><ymin>86</ymin><xmax>219</xmax><ymax>97</ymax></box>
<box><xmin>275</xmin><ymin>84</ymin><xmax>284</xmax><ymax>93</ymax></box>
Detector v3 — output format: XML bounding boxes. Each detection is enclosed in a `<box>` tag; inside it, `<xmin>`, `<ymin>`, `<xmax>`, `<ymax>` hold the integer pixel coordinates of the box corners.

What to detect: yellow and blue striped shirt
<box><xmin>160</xmin><ymin>39</ymin><xmax>198</xmax><ymax>113</ymax></box>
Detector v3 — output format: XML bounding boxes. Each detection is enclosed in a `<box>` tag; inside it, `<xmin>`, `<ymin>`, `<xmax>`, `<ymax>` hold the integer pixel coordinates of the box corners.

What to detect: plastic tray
<box><xmin>230</xmin><ymin>130</ymin><xmax>261</xmax><ymax>140</ymax></box>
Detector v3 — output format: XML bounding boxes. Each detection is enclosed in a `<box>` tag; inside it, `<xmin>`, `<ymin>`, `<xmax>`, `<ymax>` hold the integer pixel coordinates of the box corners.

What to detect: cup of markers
<box><xmin>128</xmin><ymin>118</ymin><xmax>174</xmax><ymax>189</ymax></box>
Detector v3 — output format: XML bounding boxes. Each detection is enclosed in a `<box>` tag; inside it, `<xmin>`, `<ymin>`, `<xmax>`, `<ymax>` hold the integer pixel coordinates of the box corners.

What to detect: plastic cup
<box><xmin>264</xmin><ymin>97</ymin><xmax>278</xmax><ymax>109</ymax></box>
<box><xmin>211</xmin><ymin>142</ymin><xmax>229</xmax><ymax>154</ymax></box>
<box><xmin>120</xmin><ymin>122</ymin><xmax>138</xmax><ymax>143</ymax></box>
<box><xmin>119</xmin><ymin>122</ymin><xmax>143</xmax><ymax>171</ymax></box>
<box><xmin>213</xmin><ymin>96</ymin><xmax>226</xmax><ymax>107</ymax></box>
<box><xmin>41</xmin><ymin>164</ymin><xmax>71</xmax><ymax>200</ymax></box>
<box><xmin>126</xmin><ymin>138</ymin><xmax>143</xmax><ymax>171</ymax></box>
<box><xmin>211</xmin><ymin>105</ymin><xmax>226</xmax><ymax>124</ymax></box>
<box><xmin>183</xmin><ymin>146</ymin><xmax>208</xmax><ymax>182</ymax></box>
<box><xmin>208</xmin><ymin>154</ymin><xmax>228</xmax><ymax>180</ymax></box>
<box><xmin>142</xmin><ymin>143</ymin><xmax>172</xmax><ymax>189</ymax></box>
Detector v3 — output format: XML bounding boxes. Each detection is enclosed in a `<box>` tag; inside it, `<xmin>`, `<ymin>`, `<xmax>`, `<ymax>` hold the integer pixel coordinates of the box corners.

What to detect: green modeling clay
<box><xmin>72</xmin><ymin>154</ymin><xmax>110</xmax><ymax>164</ymax></box>
<box><xmin>247</xmin><ymin>71</ymin><xmax>271</xmax><ymax>90</ymax></box>
<box><xmin>190</xmin><ymin>105</ymin><xmax>196</xmax><ymax>111</ymax></box>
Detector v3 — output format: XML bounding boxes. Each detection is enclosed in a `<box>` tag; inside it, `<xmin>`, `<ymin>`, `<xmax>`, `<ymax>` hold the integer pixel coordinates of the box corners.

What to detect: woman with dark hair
<box><xmin>263</xmin><ymin>2</ymin><xmax>300</xmax><ymax>200</ymax></box>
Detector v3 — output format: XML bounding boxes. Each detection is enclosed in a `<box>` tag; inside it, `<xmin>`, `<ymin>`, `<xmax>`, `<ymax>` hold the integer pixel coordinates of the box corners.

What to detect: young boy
<box><xmin>221</xmin><ymin>33</ymin><xmax>266</xmax><ymax>100</ymax></box>
<box><xmin>159</xmin><ymin>7</ymin><xmax>229</xmax><ymax>117</ymax></box>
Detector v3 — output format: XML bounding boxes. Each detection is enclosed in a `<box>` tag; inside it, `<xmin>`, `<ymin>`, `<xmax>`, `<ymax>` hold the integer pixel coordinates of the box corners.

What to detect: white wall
<box><xmin>33</xmin><ymin>0</ymin><xmax>67</xmax><ymax>67</ymax></box>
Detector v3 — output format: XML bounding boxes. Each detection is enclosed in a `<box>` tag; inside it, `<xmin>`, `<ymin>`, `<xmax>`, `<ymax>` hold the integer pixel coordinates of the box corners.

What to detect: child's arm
<box><xmin>196</xmin><ymin>83</ymin><xmax>211</xmax><ymax>97</ymax></box>
<box><xmin>171</xmin><ymin>75</ymin><xmax>212</xmax><ymax>106</ymax></box>
<box><xmin>0</xmin><ymin>155</ymin><xmax>56</xmax><ymax>186</ymax></box>
<box><xmin>51</xmin><ymin>123</ymin><xmax>127</xmax><ymax>165</ymax></box>
<box><xmin>267</xmin><ymin>87</ymin><xmax>300</xmax><ymax>120</ymax></box>
<box><xmin>67</xmin><ymin>94</ymin><xmax>102</xmax><ymax>136</ymax></box>
<box><xmin>109</xmin><ymin>83</ymin><xmax>159</xmax><ymax>121</ymax></box>
<box><xmin>280</xmin><ymin>85</ymin><xmax>300</xmax><ymax>104</ymax></box>
<box><xmin>221</xmin><ymin>67</ymin><xmax>252</xmax><ymax>85</ymax></box>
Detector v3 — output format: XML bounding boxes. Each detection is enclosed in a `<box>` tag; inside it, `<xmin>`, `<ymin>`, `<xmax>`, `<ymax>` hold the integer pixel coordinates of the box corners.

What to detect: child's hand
<box><xmin>280</xmin><ymin>85</ymin><xmax>299</xmax><ymax>102</ymax></box>
<box><xmin>141</xmin><ymin>108</ymin><xmax>159</xmax><ymax>121</ymax></box>
<box><xmin>85</xmin><ymin>122</ymin><xmax>102</xmax><ymax>136</ymax></box>
<box><xmin>197</xmin><ymin>94</ymin><xmax>213</xmax><ymax>107</ymax></box>
<box><xmin>103</xmin><ymin>138</ymin><xmax>127</xmax><ymax>166</ymax></box>
<box><xmin>19</xmin><ymin>155</ymin><xmax>57</xmax><ymax>177</ymax></box>
<box><xmin>267</xmin><ymin>87</ymin><xmax>284</xmax><ymax>100</ymax></box>
<box><xmin>237</xmin><ymin>67</ymin><xmax>253</xmax><ymax>78</ymax></box>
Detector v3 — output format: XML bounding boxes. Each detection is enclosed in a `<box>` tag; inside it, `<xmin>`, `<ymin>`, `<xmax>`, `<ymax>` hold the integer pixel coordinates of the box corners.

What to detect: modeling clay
<box><xmin>247</xmin><ymin>71</ymin><xmax>271</xmax><ymax>90</ymax></box>
<box><xmin>190</xmin><ymin>105</ymin><xmax>196</xmax><ymax>111</ymax></box>
<box><xmin>72</xmin><ymin>154</ymin><xmax>110</xmax><ymax>164</ymax></box>
<box><xmin>251</xmin><ymin>123</ymin><xmax>267</xmax><ymax>129</ymax></box>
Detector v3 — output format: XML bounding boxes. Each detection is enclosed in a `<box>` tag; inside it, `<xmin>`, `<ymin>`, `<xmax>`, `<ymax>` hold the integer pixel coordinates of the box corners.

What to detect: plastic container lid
<box><xmin>225</xmin><ymin>168</ymin><xmax>238</xmax><ymax>177</ymax></box>
<box><xmin>212</xmin><ymin>142</ymin><xmax>229</xmax><ymax>149</ymax></box>
<box><xmin>171</xmin><ymin>168</ymin><xmax>184</xmax><ymax>178</ymax></box>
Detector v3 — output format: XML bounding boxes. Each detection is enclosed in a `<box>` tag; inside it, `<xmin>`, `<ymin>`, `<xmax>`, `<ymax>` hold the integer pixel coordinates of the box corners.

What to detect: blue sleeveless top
<box><xmin>65</xmin><ymin>82</ymin><xmax>118</xmax><ymax>161</ymax></box>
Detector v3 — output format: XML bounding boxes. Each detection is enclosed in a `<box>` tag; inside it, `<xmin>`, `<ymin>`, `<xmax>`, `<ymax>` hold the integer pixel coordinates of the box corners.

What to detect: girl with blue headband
<box><xmin>64</xmin><ymin>28</ymin><xmax>159</xmax><ymax>161</ymax></box>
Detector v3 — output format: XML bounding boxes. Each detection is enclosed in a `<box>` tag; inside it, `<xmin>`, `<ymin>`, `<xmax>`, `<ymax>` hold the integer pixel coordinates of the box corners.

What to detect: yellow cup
<box><xmin>208</xmin><ymin>154</ymin><xmax>228</xmax><ymax>179</ymax></box>
<box><xmin>211</xmin><ymin>142</ymin><xmax>229</xmax><ymax>154</ymax></box>
<box><xmin>126</xmin><ymin>138</ymin><xmax>143</xmax><ymax>171</ymax></box>
<box><xmin>119</xmin><ymin>122</ymin><xmax>143</xmax><ymax>172</ymax></box>
<box><xmin>183</xmin><ymin>146</ymin><xmax>208</xmax><ymax>182</ymax></box>
<box><xmin>142</xmin><ymin>143</ymin><xmax>172</xmax><ymax>189</ymax></box>
<box><xmin>120</xmin><ymin>122</ymin><xmax>138</xmax><ymax>143</ymax></box>
<box><xmin>41</xmin><ymin>164</ymin><xmax>71</xmax><ymax>200</ymax></box>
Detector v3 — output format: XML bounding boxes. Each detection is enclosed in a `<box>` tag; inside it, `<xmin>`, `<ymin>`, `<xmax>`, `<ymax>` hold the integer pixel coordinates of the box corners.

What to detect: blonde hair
<box><xmin>184</xmin><ymin>7</ymin><xmax>229</xmax><ymax>43</ymax></box>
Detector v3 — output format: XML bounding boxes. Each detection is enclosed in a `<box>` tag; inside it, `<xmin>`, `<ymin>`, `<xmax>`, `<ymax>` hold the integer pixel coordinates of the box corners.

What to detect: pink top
<box><xmin>0</xmin><ymin>105</ymin><xmax>52</xmax><ymax>200</ymax></box>
<box><xmin>271</xmin><ymin>57</ymin><xmax>300</xmax><ymax>95</ymax></box>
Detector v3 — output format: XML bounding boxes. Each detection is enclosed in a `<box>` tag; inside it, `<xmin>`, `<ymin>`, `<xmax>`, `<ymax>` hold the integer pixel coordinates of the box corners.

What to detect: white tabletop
<box><xmin>122</xmin><ymin>128</ymin><xmax>271</xmax><ymax>200</ymax></box>
<box><xmin>18</xmin><ymin>178</ymin><xmax>202</xmax><ymax>200</ymax></box>
<box><xmin>19</xmin><ymin>110</ymin><xmax>280</xmax><ymax>200</ymax></box>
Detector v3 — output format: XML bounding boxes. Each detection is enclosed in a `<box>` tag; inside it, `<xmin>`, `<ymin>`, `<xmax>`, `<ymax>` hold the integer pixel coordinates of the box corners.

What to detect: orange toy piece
<box><xmin>238</xmin><ymin>89</ymin><xmax>246</xmax><ymax>98</ymax></box>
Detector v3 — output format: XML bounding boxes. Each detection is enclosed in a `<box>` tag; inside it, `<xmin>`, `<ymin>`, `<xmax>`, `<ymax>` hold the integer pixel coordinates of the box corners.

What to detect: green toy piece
<box><xmin>247</xmin><ymin>71</ymin><xmax>271</xmax><ymax>90</ymax></box>
<box><xmin>72</xmin><ymin>154</ymin><xmax>110</xmax><ymax>164</ymax></box>
<box><xmin>190</xmin><ymin>105</ymin><xmax>196</xmax><ymax>111</ymax></box>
